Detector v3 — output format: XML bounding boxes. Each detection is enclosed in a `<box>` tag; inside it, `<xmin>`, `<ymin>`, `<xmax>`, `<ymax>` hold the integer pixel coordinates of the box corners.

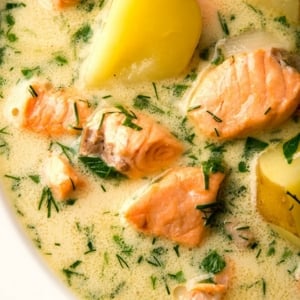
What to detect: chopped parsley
<box><xmin>72</xmin><ymin>24</ymin><xmax>93</xmax><ymax>43</ymax></box>
<box><xmin>283</xmin><ymin>133</ymin><xmax>300</xmax><ymax>163</ymax></box>
<box><xmin>243</xmin><ymin>137</ymin><xmax>269</xmax><ymax>159</ymax></box>
<box><xmin>21</xmin><ymin>66</ymin><xmax>41</xmax><ymax>79</ymax></box>
<box><xmin>200</xmin><ymin>250</ymin><xmax>226</xmax><ymax>274</ymax></box>
<box><xmin>274</xmin><ymin>16</ymin><xmax>290</xmax><ymax>28</ymax></box>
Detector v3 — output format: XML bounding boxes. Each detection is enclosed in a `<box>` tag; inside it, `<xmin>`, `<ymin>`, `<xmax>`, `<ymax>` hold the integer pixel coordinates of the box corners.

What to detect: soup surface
<box><xmin>1</xmin><ymin>1</ymin><xmax>300</xmax><ymax>299</ymax></box>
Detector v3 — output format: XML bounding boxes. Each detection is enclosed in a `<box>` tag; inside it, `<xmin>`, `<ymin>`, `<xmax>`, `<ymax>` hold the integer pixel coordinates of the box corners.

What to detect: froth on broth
<box><xmin>0</xmin><ymin>0</ymin><xmax>300</xmax><ymax>299</ymax></box>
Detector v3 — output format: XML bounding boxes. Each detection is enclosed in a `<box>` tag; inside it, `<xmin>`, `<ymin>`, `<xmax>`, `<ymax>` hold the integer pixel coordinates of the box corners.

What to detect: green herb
<box><xmin>78</xmin><ymin>0</ymin><xmax>95</xmax><ymax>12</ymax></box>
<box><xmin>150</xmin><ymin>275</ymin><xmax>157</xmax><ymax>289</ymax></box>
<box><xmin>21</xmin><ymin>66</ymin><xmax>41</xmax><ymax>79</ymax></box>
<box><xmin>173</xmin><ymin>245</ymin><xmax>180</xmax><ymax>257</ymax></box>
<box><xmin>73</xmin><ymin>102</ymin><xmax>79</xmax><ymax>126</ymax></box>
<box><xmin>217</xmin><ymin>11</ymin><xmax>230</xmax><ymax>36</ymax></box>
<box><xmin>51</xmin><ymin>141</ymin><xmax>76</xmax><ymax>163</ymax></box>
<box><xmin>236</xmin><ymin>225</ymin><xmax>250</xmax><ymax>231</ymax></box>
<box><xmin>133</xmin><ymin>95</ymin><xmax>164</xmax><ymax>114</ymax></box>
<box><xmin>79</xmin><ymin>156</ymin><xmax>124</xmax><ymax>179</ymax></box>
<box><xmin>38</xmin><ymin>186</ymin><xmax>59</xmax><ymax>218</ymax></box>
<box><xmin>267</xmin><ymin>240</ymin><xmax>276</xmax><ymax>256</ymax></box>
<box><xmin>188</xmin><ymin>105</ymin><xmax>201</xmax><ymax>112</ymax></box>
<box><xmin>99</xmin><ymin>0</ymin><xmax>106</xmax><ymax>8</ymax></box>
<box><xmin>262</xmin><ymin>278</ymin><xmax>267</xmax><ymax>296</ymax></box>
<box><xmin>6</xmin><ymin>31</ymin><xmax>17</xmax><ymax>42</ymax></box>
<box><xmin>211</xmin><ymin>47</ymin><xmax>225</xmax><ymax>65</ymax></box>
<box><xmin>200</xmin><ymin>47</ymin><xmax>210</xmax><ymax>61</ymax></box>
<box><xmin>27</xmin><ymin>224</ymin><xmax>42</xmax><ymax>249</ymax></box>
<box><xmin>0</xmin><ymin>127</ymin><xmax>9</xmax><ymax>135</ymax></box>
<box><xmin>196</xmin><ymin>202</ymin><xmax>222</xmax><ymax>226</ymax></box>
<box><xmin>62</xmin><ymin>260</ymin><xmax>86</xmax><ymax>286</ymax></box>
<box><xmin>238</xmin><ymin>161</ymin><xmax>249</xmax><ymax>172</ymax></box>
<box><xmin>152</xmin><ymin>82</ymin><xmax>159</xmax><ymax>100</ymax></box>
<box><xmin>113</xmin><ymin>235</ymin><xmax>133</xmax><ymax>256</ymax></box>
<box><xmin>54</xmin><ymin>54</ymin><xmax>68</xmax><ymax>66</ymax></box>
<box><xmin>171</xmin><ymin>84</ymin><xmax>189</xmax><ymax>97</ymax></box>
<box><xmin>283</xmin><ymin>133</ymin><xmax>300</xmax><ymax>163</ymax></box>
<box><xmin>28</xmin><ymin>85</ymin><xmax>38</xmax><ymax>97</ymax></box>
<box><xmin>116</xmin><ymin>254</ymin><xmax>129</xmax><ymax>269</ymax></box>
<box><xmin>206</xmin><ymin>110</ymin><xmax>222</xmax><ymax>122</ymax></box>
<box><xmin>76</xmin><ymin>223</ymin><xmax>96</xmax><ymax>254</ymax></box>
<box><xmin>4</xmin><ymin>174</ymin><xmax>21</xmax><ymax>191</ymax></box>
<box><xmin>72</xmin><ymin>24</ymin><xmax>93</xmax><ymax>43</ymax></box>
<box><xmin>109</xmin><ymin>281</ymin><xmax>126</xmax><ymax>299</ymax></box>
<box><xmin>286</xmin><ymin>191</ymin><xmax>300</xmax><ymax>205</ymax></box>
<box><xmin>151</xmin><ymin>247</ymin><xmax>167</xmax><ymax>256</ymax></box>
<box><xmin>243</xmin><ymin>137</ymin><xmax>269</xmax><ymax>159</ymax></box>
<box><xmin>277</xmin><ymin>247</ymin><xmax>293</xmax><ymax>264</ymax></box>
<box><xmin>245</xmin><ymin>3</ymin><xmax>263</xmax><ymax>16</ymax></box>
<box><xmin>5</xmin><ymin>14</ymin><xmax>15</xmax><ymax>26</ymax></box>
<box><xmin>274</xmin><ymin>16</ymin><xmax>290</xmax><ymax>28</ymax></box>
<box><xmin>264</xmin><ymin>107</ymin><xmax>271</xmax><ymax>115</ymax></box>
<box><xmin>116</xmin><ymin>105</ymin><xmax>143</xmax><ymax>131</ymax></box>
<box><xmin>168</xmin><ymin>271</ymin><xmax>186</xmax><ymax>283</ymax></box>
<box><xmin>200</xmin><ymin>250</ymin><xmax>226</xmax><ymax>274</ymax></box>
<box><xmin>201</xmin><ymin>157</ymin><xmax>225</xmax><ymax>190</ymax></box>
<box><xmin>5</xmin><ymin>2</ymin><xmax>26</xmax><ymax>10</ymax></box>
<box><xmin>164</xmin><ymin>279</ymin><xmax>171</xmax><ymax>295</ymax></box>
<box><xmin>65</xmin><ymin>198</ymin><xmax>77</xmax><ymax>206</ymax></box>
<box><xmin>185</xmin><ymin>69</ymin><xmax>197</xmax><ymax>81</ymax></box>
<box><xmin>146</xmin><ymin>255</ymin><xmax>162</xmax><ymax>267</ymax></box>
<box><xmin>28</xmin><ymin>174</ymin><xmax>40</xmax><ymax>184</ymax></box>
<box><xmin>0</xmin><ymin>47</ymin><xmax>6</xmax><ymax>65</ymax></box>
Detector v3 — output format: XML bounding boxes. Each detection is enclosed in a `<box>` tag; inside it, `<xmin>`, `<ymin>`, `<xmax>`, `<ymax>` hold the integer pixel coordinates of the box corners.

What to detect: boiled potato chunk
<box><xmin>247</xmin><ymin>0</ymin><xmax>299</xmax><ymax>24</ymax></box>
<box><xmin>257</xmin><ymin>144</ymin><xmax>300</xmax><ymax>245</ymax></box>
<box><xmin>82</xmin><ymin>0</ymin><xmax>202</xmax><ymax>87</ymax></box>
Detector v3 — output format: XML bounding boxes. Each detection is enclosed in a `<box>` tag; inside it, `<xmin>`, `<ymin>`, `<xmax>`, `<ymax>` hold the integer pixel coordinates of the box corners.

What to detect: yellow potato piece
<box><xmin>82</xmin><ymin>0</ymin><xmax>202</xmax><ymax>87</ymax></box>
<box><xmin>256</xmin><ymin>143</ymin><xmax>300</xmax><ymax>245</ymax></box>
<box><xmin>247</xmin><ymin>0</ymin><xmax>299</xmax><ymax>24</ymax></box>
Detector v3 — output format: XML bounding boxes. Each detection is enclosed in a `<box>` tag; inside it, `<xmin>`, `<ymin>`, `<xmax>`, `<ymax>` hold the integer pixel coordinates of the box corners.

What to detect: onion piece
<box><xmin>217</xmin><ymin>30</ymin><xmax>294</xmax><ymax>58</ymax></box>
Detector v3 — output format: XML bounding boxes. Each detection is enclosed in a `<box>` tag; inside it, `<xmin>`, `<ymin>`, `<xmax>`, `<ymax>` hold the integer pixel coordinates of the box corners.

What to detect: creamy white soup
<box><xmin>1</xmin><ymin>1</ymin><xmax>300</xmax><ymax>299</ymax></box>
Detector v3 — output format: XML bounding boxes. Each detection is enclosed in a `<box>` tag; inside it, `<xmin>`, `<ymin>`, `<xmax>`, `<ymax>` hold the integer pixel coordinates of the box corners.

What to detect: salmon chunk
<box><xmin>124</xmin><ymin>167</ymin><xmax>225</xmax><ymax>247</ymax></box>
<box><xmin>43</xmin><ymin>154</ymin><xmax>83</xmax><ymax>200</ymax></box>
<box><xmin>5</xmin><ymin>79</ymin><xmax>92</xmax><ymax>136</ymax></box>
<box><xmin>80</xmin><ymin>106</ymin><xmax>184</xmax><ymax>178</ymax></box>
<box><xmin>39</xmin><ymin>0</ymin><xmax>79</xmax><ymax>10</ymax></box>
<box><xmin>187</xmin><ymin>48</ymin><xmax>300</xmax><ymax>140</ymax></box>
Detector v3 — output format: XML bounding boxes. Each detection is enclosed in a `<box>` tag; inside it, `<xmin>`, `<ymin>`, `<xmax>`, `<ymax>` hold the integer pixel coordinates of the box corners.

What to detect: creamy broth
<box><xmin>1</xmin><ymin>1</ymin><xmax>300</xmax><ymax>299</ymax></box>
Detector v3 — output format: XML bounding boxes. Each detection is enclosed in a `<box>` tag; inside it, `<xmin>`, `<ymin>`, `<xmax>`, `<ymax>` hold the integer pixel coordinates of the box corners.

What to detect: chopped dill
<box><xmin>38</xmin><ymin>186</ymin><xmax>59</xmax><ymax>218</ymax></box>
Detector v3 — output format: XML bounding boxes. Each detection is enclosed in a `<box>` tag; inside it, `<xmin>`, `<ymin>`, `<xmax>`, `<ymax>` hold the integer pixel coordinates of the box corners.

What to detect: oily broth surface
<box><xmin>0</xmin><ymin>1</ymin><xmax>300</xmax><ymax>299</ymax></box>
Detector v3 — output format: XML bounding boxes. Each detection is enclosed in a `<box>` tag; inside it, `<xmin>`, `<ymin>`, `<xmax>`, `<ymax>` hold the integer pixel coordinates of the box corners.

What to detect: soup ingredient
<box><xmin>247</xmin><ymin>0</ymin><xmax>299</xmax><ymax>24</ymax></box>
<box><xmin>173</xmin><ymin>253</ymin><xmax>230</xmax><ymax>300</ymax></box>
<box><xmin>81</xmin><ymin>0</ymin><xmax>202</xmax><ymax>87</ymax></box>
<box><xmin>256</xmin><ymin>141</ymin><xmax>300</xmax><ymax>245</ymax></box>
<box><xmin>187</xmin><ymin>48</ymin><xmax>300</xmax><ymax>140</ymax></box>
<box><xmin>224</xmin><ymin>219</ymin><xmax>256</xmax><ymax>249</ymax></box>
<box><xmin>43</xmin><ymin>154</ymin><xmax>83</xmax><ymax>200</ymax></box>
<box><xmin>124</xmin><ymin>166</ymin><xmax>225</xmax><ymax>247</ymax></box>
<box><xmin>4</xmin><ymin>79</ymin><xmax>92</xmax><ymax>136</ymax></box>
<box><xmin>38</xmin><ymin>0</ymin><xmax>79</xmax><ymax>10</ymax></box>
<box><xmin>80</xmin><ymin>105</ymin><xmax>184</xmax><ymax>178</ymax></box>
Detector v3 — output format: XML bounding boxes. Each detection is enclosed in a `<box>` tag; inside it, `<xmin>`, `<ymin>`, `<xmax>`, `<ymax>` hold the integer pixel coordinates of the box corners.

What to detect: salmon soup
<box><xmin>1</xmin><ymin>0</ymin><xmax>300</xmax><ymax>299</ymax></box>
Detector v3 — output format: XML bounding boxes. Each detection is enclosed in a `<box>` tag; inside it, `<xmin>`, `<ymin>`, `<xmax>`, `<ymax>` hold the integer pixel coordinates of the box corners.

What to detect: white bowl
<box><xmin>0</xmin><ymin>188</ymin><xmax>74</xmax><ymax>300</ymax></box>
